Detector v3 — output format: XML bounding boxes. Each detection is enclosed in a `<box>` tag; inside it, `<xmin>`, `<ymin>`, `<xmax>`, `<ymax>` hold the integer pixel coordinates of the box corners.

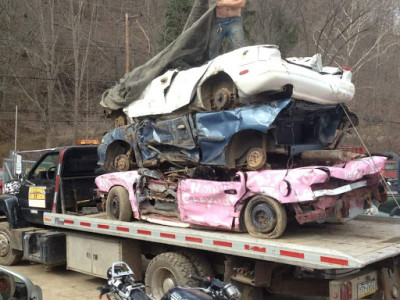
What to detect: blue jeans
<box><xmin>209</xmin><ymin>16</ymin><xmax>246</xmax><ymax>59</ymax></box>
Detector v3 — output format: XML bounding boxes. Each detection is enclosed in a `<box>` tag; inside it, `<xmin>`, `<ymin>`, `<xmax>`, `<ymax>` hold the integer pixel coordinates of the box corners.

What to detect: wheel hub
<box><xmin>153</xmin><ymin>268</ymin><xmax>177</xmax><ymax>297</ymax></box>
<box><xmin>114</xmin><ymin>115</ymin><xmax>127</xmax><ymax>128</ymax></box>
<box><xmin>0</xmin><ymin>232</ymin><xmax>10</xmax><ymax>257</ymax></box>
<box><xmin>246</xmin><ymin>148</ymin><xmax>266</xmax><ymax>170</ymax></box>
<box><xmin>111</xmin><ymin>196</ymin><xmax>120</xmax><ymax>218</ymax></box>
<box><xmin>162</xmin><ymin>277</ymin><xmax>176</xmax><ymax>293</ymax></box>
<box><xmin>213</xmin><ymin>87</ymin><xmax>231</xmax><ymax>110</ymax></box>
<box><xmin>114</xmin><ymin>154</ymin><xmax>130</xmax><ymax>171</ymax></box>
<box><xmin>251</xmin><ymin>203</ymin><xmax>276</xmax><ymax>232</ymax></box>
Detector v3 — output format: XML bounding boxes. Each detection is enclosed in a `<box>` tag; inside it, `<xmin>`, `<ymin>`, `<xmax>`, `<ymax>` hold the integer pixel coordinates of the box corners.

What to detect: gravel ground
<box><xmin>8</xmin><ymin>261</ymin><xmax>106</xmax><ymax>299</ymax></box>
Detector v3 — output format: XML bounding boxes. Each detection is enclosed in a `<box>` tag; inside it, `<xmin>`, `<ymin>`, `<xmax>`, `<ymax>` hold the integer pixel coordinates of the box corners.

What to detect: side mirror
<box><xmin>0</xmin><ymin>266</ymin><xmax>42</xmax><ymax>300</ymax></box>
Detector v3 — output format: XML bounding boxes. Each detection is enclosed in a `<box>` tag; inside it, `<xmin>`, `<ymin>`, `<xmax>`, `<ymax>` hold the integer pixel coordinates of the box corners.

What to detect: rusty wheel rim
<box><xmin>152</xmin><ymin>267</ymin><xmax>177</xmax><ymax>298</ymax></box>
<box><xmin>251</xmin><ymin>202</ymin><xmax>277</xmax><ymax>232</ymax></box>
<box><xmin>114</xmin><ymin>154</ymin><xmax>130</xmax><ymax>171</ymax></box>
<box><xmin>246</xmin><ymin>148</ymin><xmax>266</xmax><ymax>170</ymax></box>
<box><xmin>213</xmin><ymin>87</ymin><xmax>231</xmax><ymax>110</ymax></box>
<box><xmin>0</xmin><ymin>232</ymin><xmax>10</xmax><ymax>258</ymax></box>
<box><xmin>114</xmin><ymin>115</ymin><xmax>127</xmax><ymax>128</ymax></box>
<box><xmin>110</xmin><ymin>196</ymin><xmax>120</xmax><ymax>219</ymax></box>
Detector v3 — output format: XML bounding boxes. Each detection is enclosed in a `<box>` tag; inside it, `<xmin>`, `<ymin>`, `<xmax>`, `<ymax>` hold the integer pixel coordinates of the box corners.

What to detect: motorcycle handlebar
<box><xmin>190</xmin><ymin>274</ymin><xmax>241</xmax><ymax>300</ymax></box>
<box><xmin>189</xmin><ymin>274</ymin><xmax>210</xmax><ymax>283</ymax></box>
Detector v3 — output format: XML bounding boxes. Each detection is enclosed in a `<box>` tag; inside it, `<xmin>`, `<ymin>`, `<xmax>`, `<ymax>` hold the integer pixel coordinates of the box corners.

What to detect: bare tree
<box><xmin>10</xmin><ymin>0</ymin><xmax>66</xmax><ymax>148</ymax></box>
<box><xmin>62</xmin><ymin>0</ymin><xmax>99</xmax><ymax>142</ymax></box>
<box><xmin>310</xmin><ymin>0</ymin><xmax>398</xmax><ymax>71</ymax></box>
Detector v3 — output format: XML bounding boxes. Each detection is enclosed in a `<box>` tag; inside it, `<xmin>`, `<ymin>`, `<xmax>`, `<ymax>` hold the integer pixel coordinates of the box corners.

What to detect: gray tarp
<box><xmin>101</xmin><ymin>1</ymin><xmax>216</xmax><ymax>111</ymax></box>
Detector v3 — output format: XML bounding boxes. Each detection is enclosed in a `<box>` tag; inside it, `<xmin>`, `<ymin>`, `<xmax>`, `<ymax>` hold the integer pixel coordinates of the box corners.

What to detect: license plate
<box><xmin>358</xmin><ymin>278</ymin><xmax>377</xmax><ymax>298</ymax></box>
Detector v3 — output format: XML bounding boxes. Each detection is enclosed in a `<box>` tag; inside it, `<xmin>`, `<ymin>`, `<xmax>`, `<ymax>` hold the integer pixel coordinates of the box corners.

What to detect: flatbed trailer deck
<box><xmin>3</xmin><ymin>146</ymin><xmax>399</xmax><ymax>299</ymax></box>
<box><xmin>44</xmin><ymin>212</ymin><xmax>400</xmax><ymax>270</ymax></box>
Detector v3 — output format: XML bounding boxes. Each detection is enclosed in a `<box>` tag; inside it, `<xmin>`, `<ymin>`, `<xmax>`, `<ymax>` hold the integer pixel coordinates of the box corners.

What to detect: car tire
<box><xmin>145</xmin><ymin>252</ymin><xmax>197</xmax><ymax>300</ymax></box>
<box><xmin>244</xmin><ymin>195</ymin><xmax>287</xmax><ymax>239</ymax></box>
<box><xmin>106</xmin><ymin>186</ymin><xmax>132</xmax><ymax>221</ymax></box>
<box><xmin>177</xmin><ymin>250</ymin><xmax>214</xmax><ymax>277</ymax></box>
<box><xmin>0</xmin><ymin>223</ymin><xmax>22</xmax><ymax>266</ymax></box>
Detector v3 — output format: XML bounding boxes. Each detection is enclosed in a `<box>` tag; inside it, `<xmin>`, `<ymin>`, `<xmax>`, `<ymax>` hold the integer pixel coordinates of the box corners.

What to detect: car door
<box><xmin>17</xmin><ymin>152</ymin><xmax>59</xmax><ymax>225</ymax></box>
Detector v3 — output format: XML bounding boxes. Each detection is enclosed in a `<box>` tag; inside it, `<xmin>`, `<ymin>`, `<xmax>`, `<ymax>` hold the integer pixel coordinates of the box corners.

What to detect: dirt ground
<box><xmin>8</xmin><ymin>261</ymin><xmax>106</xmax><ymax>299</ymax></box>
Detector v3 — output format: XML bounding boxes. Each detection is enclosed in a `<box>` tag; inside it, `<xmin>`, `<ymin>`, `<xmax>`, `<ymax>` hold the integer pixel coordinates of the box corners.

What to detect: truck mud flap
<box><xmin>0</xmin><ymin>195</ymin><xmax>24</xmax><ymax>229</ymax></box>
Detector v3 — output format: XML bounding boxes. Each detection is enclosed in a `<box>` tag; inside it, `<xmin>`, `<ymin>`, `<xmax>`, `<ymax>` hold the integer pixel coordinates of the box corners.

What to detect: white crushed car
<box><xmin>102</xmin><ymin>45</ymin><xmax>355</xmax><ymax>120</ymax></box>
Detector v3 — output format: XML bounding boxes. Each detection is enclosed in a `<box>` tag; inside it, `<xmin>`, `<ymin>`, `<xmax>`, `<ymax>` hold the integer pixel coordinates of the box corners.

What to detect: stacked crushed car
<box><xmin>96</xmin><ymin>45</ymin><xmax>387</xmax><ymax>238</ymax></box>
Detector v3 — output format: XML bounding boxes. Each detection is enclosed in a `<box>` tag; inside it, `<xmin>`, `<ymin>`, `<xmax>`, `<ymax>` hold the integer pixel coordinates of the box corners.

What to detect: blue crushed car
<box><xmin>98</xmin><ymin>98</ymin><xmax>354</xmax><ymax>172</ymax></box>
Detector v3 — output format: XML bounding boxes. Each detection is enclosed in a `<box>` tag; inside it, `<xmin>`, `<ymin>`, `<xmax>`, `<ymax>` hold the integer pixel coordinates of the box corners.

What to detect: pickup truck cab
<box><xmin>0</xmin><ymin>146</ymin><xmax>99</xmax><ymax>229</ymax></box>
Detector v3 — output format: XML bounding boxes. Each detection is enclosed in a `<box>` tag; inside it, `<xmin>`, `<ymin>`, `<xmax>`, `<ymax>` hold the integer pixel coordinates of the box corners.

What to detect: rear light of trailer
<box><xmin>347</xmin><ymin>282</ymin><xmax>352</xmax><ymax>299</ymax></box>
<box><xmin>339</xmin><ymin>282</ymin><xmax>352</xmax><ymax>300</ymax></box>
<box><xmin>329</xmin><ymin>270</ymin><xmax>378</xmax><ymax>300</ymax></box>
<box><xmin>340</xmin><ymin>284</ymin><xmax>347</xmax><ymax>300</ymax></box>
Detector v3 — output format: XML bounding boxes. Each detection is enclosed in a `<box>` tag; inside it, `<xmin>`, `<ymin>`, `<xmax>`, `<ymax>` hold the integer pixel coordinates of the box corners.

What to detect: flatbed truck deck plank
<box><xmin>44</xmin><ymin>213</ymin><xmax>400</xmax><ymax>270</ymax></box>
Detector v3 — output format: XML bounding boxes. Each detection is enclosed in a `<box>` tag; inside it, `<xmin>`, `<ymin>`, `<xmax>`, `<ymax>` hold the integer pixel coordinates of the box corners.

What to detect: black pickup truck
<box><xmin>0</xmin><ymin>146</ymin><xmax>100</xmax><ymax>265</ymax></box>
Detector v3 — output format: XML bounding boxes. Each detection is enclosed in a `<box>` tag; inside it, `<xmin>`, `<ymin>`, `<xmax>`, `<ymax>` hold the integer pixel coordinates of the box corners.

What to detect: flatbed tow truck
<box><xmin>1</xmin><ymin>146</ymin><xmax>400</xmax><ymax>299</ymax></box>
<box><xmin>43</xmin><ymin>212</ymin><xmax>400</xmax><ymax>299</ymax></box>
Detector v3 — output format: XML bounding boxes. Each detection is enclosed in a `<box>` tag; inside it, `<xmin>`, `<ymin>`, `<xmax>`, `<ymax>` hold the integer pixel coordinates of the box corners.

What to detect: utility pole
<box><xmin>125</xmin><ymin>13</ymin><xmax>130</xmax><ymax>74</ymax></box>
<box><xmin>118</xmin><ymin>12</ymin><xmax>142</xmax><ymax>74</ymax></box>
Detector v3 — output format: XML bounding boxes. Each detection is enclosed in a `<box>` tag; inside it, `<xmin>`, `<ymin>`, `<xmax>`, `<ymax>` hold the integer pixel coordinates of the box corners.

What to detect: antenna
<box><xmin>14</xmin><ymin>105</ymin><xmax>17</xmax><ymax>152</ymax></box>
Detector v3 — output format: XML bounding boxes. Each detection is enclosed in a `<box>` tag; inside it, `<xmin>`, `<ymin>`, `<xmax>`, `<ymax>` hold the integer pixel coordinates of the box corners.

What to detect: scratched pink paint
<box><xmin>95</xmin><ymin>171</ymin><xmax>141</xmax><ymax>218</ymax></box>
<box><xmin>244</xmin><ymin>156</ymin><xmax>386</xmax><ymax>203</ymax></box>
<box><xmin>96</xmin><ymin>156</ymin><xmax>386</xmax><ymax>230</ymax></box>
<box><xmin>178</xmin><ymin>173</ymin><xmax>247</xmax><ymax>229</ymax></box>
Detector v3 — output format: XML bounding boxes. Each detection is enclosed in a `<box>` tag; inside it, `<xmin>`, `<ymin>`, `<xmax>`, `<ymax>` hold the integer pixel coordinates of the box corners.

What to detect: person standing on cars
<box><xmin>209</xmin><ymin>0</ymin><xmax>247</xmax><ymax>59</ymax></box>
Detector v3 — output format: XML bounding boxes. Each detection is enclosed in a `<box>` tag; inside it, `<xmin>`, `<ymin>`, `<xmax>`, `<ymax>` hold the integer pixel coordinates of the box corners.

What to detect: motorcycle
<box><xmin>97</xmin><ymin>262</ymin><xmax>152</xmax><ymax>300</ymax></box>
<box><xmin>98</xmin><ymin>261</ymin><xmax>241</xmax><ymax>300</ymax></box>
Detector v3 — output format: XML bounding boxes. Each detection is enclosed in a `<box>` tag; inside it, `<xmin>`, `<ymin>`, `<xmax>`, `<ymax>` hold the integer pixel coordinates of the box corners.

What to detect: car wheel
<box><xmin>0</xmin><ymin>223</ymin><xmax>22</xmax><ymax>266</ymax></box>
<box><xmin>244</xmin><ymin>196</ymin><xmax>287</xmax><ymax>239</ymax></box>
<box><xmin>112</xmin><ymin>110</ymin><xmax>128</xmax><ymax>128</ymax></box>
<box><xmin>145</xmin><ymin>252</ymin><xmax>196</xmax><ymax>300</ymax></box>
<box><xmin>213</xmin><ymin>87</ymin><xmax>232</xmax><ymax>110</ymax></box>
<box><xmin>106</xmin><ymin>186</ymin><xmax>132</xmax><ymax>221</ymax></box>
<box><xmin>104</xmin><ymin>142</ymin><xmax>134</xmax><ymax>173</ymax></box>
<box><xmin>246</xmin><ymin>148</ymin><xmax>267</xmax><ymax>170</ymax></box>
<box><xmin>114</xmin><ymin>154</ymin><xmax>131</xmax><ymax>172</ymax></box>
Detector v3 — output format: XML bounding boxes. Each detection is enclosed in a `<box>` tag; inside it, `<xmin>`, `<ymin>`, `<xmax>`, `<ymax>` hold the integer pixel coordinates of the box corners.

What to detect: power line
<box><xmin>0</xmin><ymin>109</ymin><xmax>105</xmax><ymax>113</ymax></box>
<box><xmin>0</xmin><ymin>74</ymin><xmax>117</xmax><ymax>84</ymax></box>
<box><xmin>0</xmin><ymin>41</ymin><xmax>126</xmax><ymax>52</ymax></box>
<box><xmin>11</xmin><ymin>0</ymin><xmax>142</xmax><ymax>12</ymax></box>
<box><xmin>68</xmin><ymin>0</ymin><xmax>142</xmax><ymax>11</ymax></box>
<box><xmin>0</xmin><ymin>118</ymin><xmax>108</xmax><ymax>123</ymax></box>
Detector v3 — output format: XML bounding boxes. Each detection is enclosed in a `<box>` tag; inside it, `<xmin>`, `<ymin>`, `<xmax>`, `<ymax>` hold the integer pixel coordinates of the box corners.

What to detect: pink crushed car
<box><xmin>95</xmin><ymin>156</ymin><xmax>387</xmax><ymax>239</ymax></box>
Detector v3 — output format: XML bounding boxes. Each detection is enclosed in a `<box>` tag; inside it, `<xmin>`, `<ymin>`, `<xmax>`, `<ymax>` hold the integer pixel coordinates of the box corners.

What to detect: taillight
<box><xmin>342</xmin><ymin>66</ymin><xmax>352</xmax><ymax>71</ymax></box>
<box><xmin>347</xmin><ymin>282</ymin><xmax>352</xmax><ymax>299</ymax></box>
<box><xmin>239</xmin><ymin>70</ymin><xmax>249</xmax><ymax>75</ymax></box>
<box><xmin>340</xmin><ymin>284</ymin><xmax>347</xmax><ymax>300</ymax></box>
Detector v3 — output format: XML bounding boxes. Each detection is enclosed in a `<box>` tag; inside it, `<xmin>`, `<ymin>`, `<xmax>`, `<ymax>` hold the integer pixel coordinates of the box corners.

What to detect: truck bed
<box><xmin>44</xmin><ymin>212</ymin><xmax>400</xmax><ymax>270</ymax></box>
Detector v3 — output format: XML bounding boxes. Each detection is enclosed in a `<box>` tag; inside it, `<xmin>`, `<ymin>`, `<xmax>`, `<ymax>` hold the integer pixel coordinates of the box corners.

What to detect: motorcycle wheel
<box><xmin>145</xmin><ymin>252</ymin><xmax>196</xmax><ymax>300</ymax></box>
